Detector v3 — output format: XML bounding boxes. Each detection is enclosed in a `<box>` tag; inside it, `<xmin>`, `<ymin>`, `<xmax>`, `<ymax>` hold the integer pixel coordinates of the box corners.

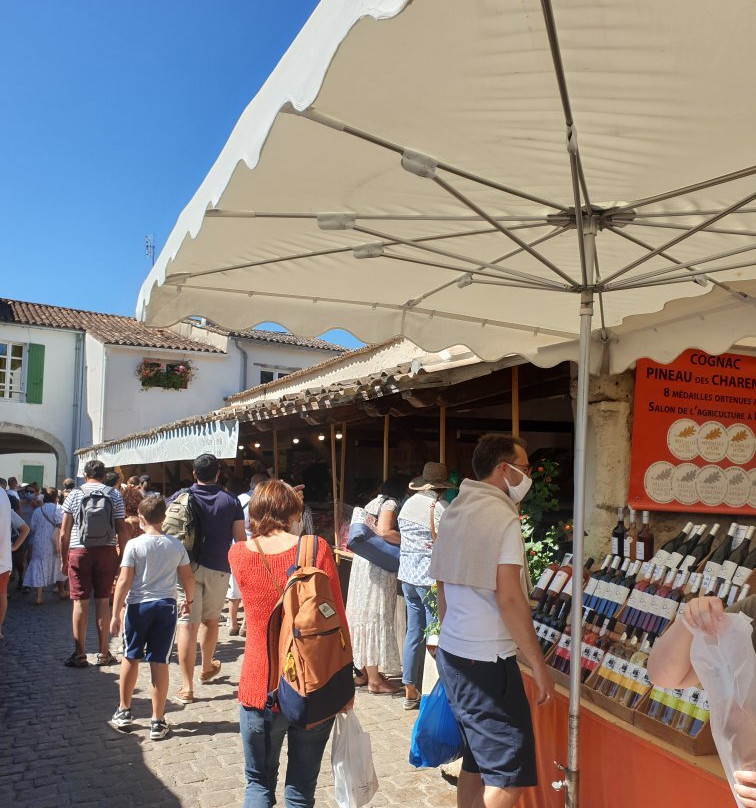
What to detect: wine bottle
<box><xmin>681</xmin><ymin>523</ymin><xmax>720</xmax><ymax>572</ymax></box>
<box><xmin>586</xmin><ymin>556</ymin><xmax>621</xmax><ymax>612</ymax></box>
<box><xmin>666</xmin><ymin>524</ymin><xmax>706</xmax><ymax>570</ymax></box>
<box><xmin>716</xmin><ymin>579</ymin><xmax>732</xmax><ymax>603</ymax></box>
<box><xmin>596</xmin><ymin>558</ymin><xmax>632</xmax><ymax>616</ymax></box>
<box><xmin>651</xmin><ymin>570</ymin><xmax>689</xmax><ymax>636</ymax></box>
<box><xmin>737</xmin><ymin>583</ymin><xmax>752</xmax><ymax>602</ymax></box>
<box><xmin>649</xmin><ymin>521</ymin><xmax>693</xmax><ymax>568</ymax></box>
<box><xmin>555</xmin><ymin>557</ymin><xmax>595</xmax><ymax>612</ymax></box>
<box><xmin>672</xmin><ymin>687</ymin><xmax>709</xmax><ymax>736</ymax></box>
<box><xmin>531</xmin><ymin>553</ymin><xmax>571</xmax><ymax>601</ymax></box>
<box><xmin>605</xmin><ymin>560</ymin><xmax>641</xmax><ymax>619</ymax></box>
<box><xmin>617</xmin><ymin>633</ymin><xmax>653</xmax><ymax>707</ymax></box>
<box><xmin>732</xmin><ymin>541</ymin><xmax>756</xmax><ymax>588</ymax></box>
<box><xmin>584</xmin><ymin>617</ymin><xmax>613</xmax><ymax>683</ymax></box>
<box><xmin>624</xmin><ymin>507</ymin><xmax>637</xmax><ymax>559</ymax></box>
<box><xmin>701</xmin><ymin>523</ymin><xmax>735</xmax><ymax>588</ymax></box>
<box><xmin>611</xmin><ymin>508</ymin><xmax>626</xmax><ymax>557</ymax></box>
<box><xmin>606</xmin><ymin>632</ymin><xmax>640</xmax><ymax>700</ymax></box>
<box><xmin>625</xmin><ymin>565</ymin><xmax>666</xmax><ymax>629</ymax></box>
<box><xmin>660</xmin><ymin>687</ymin><xmax>687</xmax><ymax>726</ymax></box>
<box><xmin>540</xmin><ymin>554</ymin><xmax>576</xmax><ymax>610</ymax></box>
<box><xmin>635</xmin><ymin>511</ymin><xmax>654</xmax><ymax>562</ymax></box>
<box><xmin>721</xmin><ymin>526</ymin><xmax>754</xmax><ymax>582</ymax></box>
<box><xmin>639</xmin><ymin>567</ymin><xmax>678</xmax><ymax>633</ymax></box>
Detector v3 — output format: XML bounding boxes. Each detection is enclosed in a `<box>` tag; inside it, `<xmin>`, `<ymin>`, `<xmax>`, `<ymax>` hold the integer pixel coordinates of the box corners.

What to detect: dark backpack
<box><xmin>259</xmin><ymin>535</ymin><xmax>354</xmax><ymax>729</ymax></box>
<box><xmin>162</xmin><ymin>489</ymin><xmax>204</xmax><ymax>563</ymax></box>
<box><xmin>77</xmin><ymin>486</ymin><xmax>116</xmax><ymax>547</ymax></box>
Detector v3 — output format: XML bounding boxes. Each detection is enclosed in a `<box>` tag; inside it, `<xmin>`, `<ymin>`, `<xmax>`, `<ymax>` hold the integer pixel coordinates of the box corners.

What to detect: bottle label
<box><xmin>626</xmin><ymin>664</ymin><xmax>649</xmax><ymax>696</ymax></box>
<box><xmin>702</xmin><ymin>560</ymin><xmax>722</xmax><ymax>579</ymax></box>
<box><xmin>547</xmin><ymin>627</ymin><xmax>561</xmax><ymax>646</ymax></box>
<box><xmin>651</xmin><ymin>549</ymin><xmax>670</xmax><ymax>567</ymax></box>
<box><xmin>589</xmin><ymin>646</ymin><xmax>606</xmax><ymax>666</ymax></box>
<box><xmin>666</xmin><ymin>551</ymin><xmax>685</xmax><ymax>569</ymax></box>
<box><xmin>720</xmin><ymin>559</ymin><xmax>739</xmax><ymax>582</ymax></box>
<box><xmin>557</xmin><ymin>633</ymin><xmax>571</xmax><ymax>652</ymax></box>
<box><xmin>623</xmin><ymin>537</ymin><xmax>634</xmax><ymax>558</ymax></box>
<box><xmin>547</xmin><ymin>570</ymin><xmax>570</xmax><ymax>594</ymax></box>
<box><xmin>592</xmin><ymin>579</ymin><xmax>610</xmax><ymax>604</ymax></box>
<box><xmin>733</xmin><ymin>565</ymin><xmax>752</xmax><ymax>588</ymax></box>
<box><xmin>614</xmin><ymin>584</ymin><xmax>631</xmax><ymax>608</ymax></box>
<box><xmin>659</xmin><ymin>597</ymin><xmax>680</xmax><ymax>621</ymax></box>
<box><xmin>681</xmin><ymin>554</ymin><xmax>698</xmax><ymax>572</ymax></box>
<box><xmin>584</xmin><ymin>576</ymin><xmax>599</xmax><ymax>598</ymax></box>
<box><xmin>534</xmin><ymin>567</ymin><xmax>555</xmax><ymax>593</ymax></box>
<box><xmin>611</xmin><ymin>537</ymin><xmax>620</xmax><ymax>556</ymax></box>
<box><xmin>661</xmin><ymin>688</ymin><xmax>685</xmax><ymax>709</ymax></box>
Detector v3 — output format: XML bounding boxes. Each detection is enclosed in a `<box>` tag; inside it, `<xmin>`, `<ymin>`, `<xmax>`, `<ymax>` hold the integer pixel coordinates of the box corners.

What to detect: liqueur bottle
<box><xmin>639</xmin><ymin>567</ymin><xmax>678</xmax><ymax>634</ymax></box>
<box><xmin>616</xmin><ymin>633</ymin><xmax>653</xmax><ymax>707</ymax></box>
<box><xmin>616</xmin><ymin>564</ymin><xmax>655</xmax><ymax>627</ymax></box>
<box><xmin>586</xmin><ymin>556</ymin><xmax>621</xmax><ymax>613</ymax></box>
<box><xmin>651</xmin><ymin>570</ymin><xmax>690</xmax><ymax>636</ymax></box>
<box><xmin>660</xmin><ymin>687</ymin><xmax>687</xmax><ymax>726</ymax></box>
<box><xmin>732</xmin><ymin>541</ymin><xmax>756</xmax><ymax>588</ymax></box>
<box><xmin>554</xmin><ymin>558</ymin><xmax>595</xmax><ymax>613</ymax></box>
<box><xmin>673</xmin><ymin>689</ymin><xmax>710</xmax><ymax>737</ymax></box>
<box><xmin>623</xmin><ymin>565</ymin><xmax>665</xmax><ymax>629</ymax></box>
<box><xmin>539</xmin><ymin>554</ymin><xmax>576</xmax><ymax>612</ymax></box>
<box><xmin>635</xmin><ymin>511</ymin><xmax>655</xmax><ymax>562</ymax></box>
<box><xmin>611</xmin><ymin>508</ymin><xmax>626</xmax><ymax>557</ymax></box>
<box><xmin>596</xmin><ymin>629</ymin><xmax>632</xmax><ymax>697</ymax></box>
<box><xmin>624</xmin><ymin>507</ymin><xmax>638</xmax><ymax>560</ymax></box>
<box><xmin>604</xmin><ymin>632</ymin><xmax>640</xmax><ymax>700</ymax></box>
<box><xmin>595</xmin><ymin>559</ymin><xmax>632</xmax><ymax>617</ymax></box>
<box><xmin>531</xmin><ymin>553</ymin><xmax>570</xmax><ymax>602</ymax></box>
<box><xmin>701</xmin><ymin>523</ymin><xmax>736</xmax><ymax>589</ymax></box>
<box><xmin>649</xmin><ymin>522</ymin><xmax>693</xmax><ymax>568</ymax></box>
<box><xmin>604</xmin><ymin>560</ymin><xmax>641</xmax><ymax>620</ymax></box>
<box><xmin>583</xmin><ymin>618</ymin><xmax>614</xmax><ymax>683</ymax></box>
<box><xmin>583</xmin><ymin>555</ymin><xmax>612</xmax><ymax>611</ymax></box>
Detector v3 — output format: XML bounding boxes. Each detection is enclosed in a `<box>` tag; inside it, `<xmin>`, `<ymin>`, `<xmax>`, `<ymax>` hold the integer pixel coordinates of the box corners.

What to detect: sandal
<box><xmin>403</xmin><ymin>696</ymin><xmax>421</xmax><ymax>710</ymax></box>
<box><xmin>96</xmin><ymin>651</ymin><xmax>118</xmax><ymax>666</ymax></box>
<box><xmin>64</xmin><ymin>652</ymin><xmax>89</xmax><ymax>668</ymax></box>
<box><xmin>228</xmin><ymin>626</ymin><xmax>240</xmax><ymax>636</ymax></box>
<box><xmin>175</xmin><ymin>688</ymin><xmax>194</xmax><ymax>704</ymax></box>
<box><xmin>199</xmin><ymin>659</ymin><xmax>222</xmax><ymax>682</ymax></box>
<box><xmin>368</xmin><ymin>682</ymin><xmax>402</xmax><ymax>695</ymax></box>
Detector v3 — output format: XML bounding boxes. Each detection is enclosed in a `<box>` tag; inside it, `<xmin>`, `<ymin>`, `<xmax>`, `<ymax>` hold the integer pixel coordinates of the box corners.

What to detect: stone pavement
<box><xmin>0</xmin><ymin>588</ymin><xmax>457</xmax><ymax>808</ymax></box>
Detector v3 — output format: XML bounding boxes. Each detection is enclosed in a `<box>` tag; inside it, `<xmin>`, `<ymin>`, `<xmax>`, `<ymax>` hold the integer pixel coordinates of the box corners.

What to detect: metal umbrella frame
<box><xmin>137</xmin><ymin>2</ymin><xmax>756</xmax><ymax>805</ymax></box>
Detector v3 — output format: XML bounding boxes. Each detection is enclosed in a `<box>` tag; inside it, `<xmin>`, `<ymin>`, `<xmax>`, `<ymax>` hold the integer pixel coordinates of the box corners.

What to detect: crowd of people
<box><xmin>2</xmin><ymin>433</ymin><xmax>752</xmax><ymax>808</ymax></box>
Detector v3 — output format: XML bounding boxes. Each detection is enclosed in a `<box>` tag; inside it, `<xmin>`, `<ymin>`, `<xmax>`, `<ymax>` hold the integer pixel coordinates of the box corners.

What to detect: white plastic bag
<box><xmin>687</xmin><ymin>611</ymin><xmax>756</xmax><ymax>808</ymax></box>
<box><xmin>331</xmin><ymin>710</ymin><xmax>379</xmax><ymax>808</ymax></box>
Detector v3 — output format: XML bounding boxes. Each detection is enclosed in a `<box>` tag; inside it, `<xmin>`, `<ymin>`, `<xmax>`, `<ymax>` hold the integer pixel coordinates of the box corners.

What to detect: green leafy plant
<box><xmin>136</xmin><ymin>359</ymin><xmax>194</xmax><ymax>390</ymax></box>
<box><xmin>424</xmin><ymin>584</ymin><xmax>441</xmax><ymax>638</ymax></box>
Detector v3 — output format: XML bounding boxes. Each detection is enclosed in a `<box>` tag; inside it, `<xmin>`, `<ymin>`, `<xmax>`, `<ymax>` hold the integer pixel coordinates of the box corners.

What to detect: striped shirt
<box><xmin>62</xmin><ymin>484</ymin><xmax>125</xmax><ymax>549</ymax></box>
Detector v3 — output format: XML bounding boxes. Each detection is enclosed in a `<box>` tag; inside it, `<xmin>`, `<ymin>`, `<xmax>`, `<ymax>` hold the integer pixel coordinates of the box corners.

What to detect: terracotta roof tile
<box><xmin>0</xmin><ymin>299</ymin><xmax>223</xmax><ymax>353</ymax></box>
<box><xmin>199</xmin><ymin>321</ymin><xmax>345</xmax><ymax>352</ymax></box>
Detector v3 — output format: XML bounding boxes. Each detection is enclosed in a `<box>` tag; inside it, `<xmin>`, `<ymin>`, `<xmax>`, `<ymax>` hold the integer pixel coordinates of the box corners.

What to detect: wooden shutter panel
<box><xmin>26</xmin><ymin>343</ymin><xmax>45</xmax><ymax>404</ymax></box>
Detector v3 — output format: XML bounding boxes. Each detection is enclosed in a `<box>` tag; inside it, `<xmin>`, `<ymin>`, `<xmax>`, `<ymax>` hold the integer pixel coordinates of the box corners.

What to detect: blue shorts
<box><xmin>436</xmin><ymin>648</ymin><xmax>537</xmax><ymax>789</ymax></box>
<box><xmin>123</xmin><ymin>598</ymin><xmax>177</xmax><ymax>664</ymax></box>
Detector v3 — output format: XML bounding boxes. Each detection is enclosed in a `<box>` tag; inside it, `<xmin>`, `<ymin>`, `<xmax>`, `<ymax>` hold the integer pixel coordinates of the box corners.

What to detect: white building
<box><xmin>0</xmin><ymin>298</ymin><xmax>343</xmax><ymax>486</ymax></box>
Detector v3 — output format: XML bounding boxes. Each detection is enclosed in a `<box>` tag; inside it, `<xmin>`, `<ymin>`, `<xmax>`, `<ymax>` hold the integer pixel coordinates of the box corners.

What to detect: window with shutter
<box><xmin>26</xmin><ymin>343</ymin><xmax>45</xmax><ymax>404</ymax></box>
<box><xmin>0</xmin><ymin>341</ymin><xmax>26</xmax><ymax>400</ymax></box>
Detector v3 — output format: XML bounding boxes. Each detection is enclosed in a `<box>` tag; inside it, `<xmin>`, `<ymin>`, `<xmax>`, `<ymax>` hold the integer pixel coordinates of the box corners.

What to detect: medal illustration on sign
<box><xmin>671</xmin><ymin>463</ymin><xmax>699</xmax><ymax>505</ymax></box>
<box><xmin>696</xmin><ymin>421</ymin><xmax>728</xmax><ymax>462</ymax></box>
<box><xmin>749</xmin><ymin>469</ymin><xmax>756</xmax><ymax>510</ymax></box>
<box><xmin>723</xmin><ymin>467</ymin><xmax>751</xmax><ymax>509</ymax></box>
<box><xmin>695</xmin><ymin>465</ymin><xmax>728</xmax><ymax>507</ymax></box>
<box><xmin>643</xmin><ymin>461</ymin><xmax>675</xmax><ymax>504</ymax></box>
<box><xmin>666</xmin><ymin>419</ymin><xmax>699</xmax><ymax>461</ymax></box>
<box><xmin>725</xmin><ymin>423</ymin><xmax>755</xmax><ymax>466</ymax></box>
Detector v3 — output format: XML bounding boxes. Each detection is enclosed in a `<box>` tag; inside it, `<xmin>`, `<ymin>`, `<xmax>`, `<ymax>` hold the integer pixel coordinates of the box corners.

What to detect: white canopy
<box><xmin>136</xmin><ymin>2</ymin><xmax>756</xmax><ymax>803</ymax></box>
<box><xmin>138</xmin><ymin>0</ymin><xmax>756</xmax><ymax>369</ymax></box>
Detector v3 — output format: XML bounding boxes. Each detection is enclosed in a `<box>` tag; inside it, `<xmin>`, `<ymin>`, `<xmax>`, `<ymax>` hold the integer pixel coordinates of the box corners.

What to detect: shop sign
<box><xmin>628</xmin><ymin>349</ymin><xmax>755</xmax><ymax>514</ymax></box>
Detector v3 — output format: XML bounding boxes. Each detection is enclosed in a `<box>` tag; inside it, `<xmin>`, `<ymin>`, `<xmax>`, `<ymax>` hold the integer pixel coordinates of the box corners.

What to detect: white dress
<box><xmin>345</xmin><ymin>496</ymin><xmax>401</xmax><ymax>672</ymax></box>
<box><xmin>24</xmin><ymin>504</ymin><xmax>67</xmax><ymax>588</ymax></box>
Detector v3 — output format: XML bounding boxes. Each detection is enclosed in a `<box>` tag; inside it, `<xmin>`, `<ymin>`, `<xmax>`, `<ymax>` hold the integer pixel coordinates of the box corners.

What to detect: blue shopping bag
<box><xmin>408</xmin><ymin>679</ymin><xmax>462</xmax><ymax>768</ymax></box>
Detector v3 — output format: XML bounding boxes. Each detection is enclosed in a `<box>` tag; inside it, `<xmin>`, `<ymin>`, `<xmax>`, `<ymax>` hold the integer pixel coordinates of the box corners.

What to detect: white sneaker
<box><xmin>150</xmin><ymin>718</ymin><xmax>170</xmax><ymax>740</ymax></box>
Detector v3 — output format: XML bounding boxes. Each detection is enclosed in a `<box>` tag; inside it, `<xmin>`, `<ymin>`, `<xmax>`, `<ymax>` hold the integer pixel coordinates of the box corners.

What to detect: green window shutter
<box><xmin>26</xmin><ymin>343</ymin><xmax>45</xmax><ymax>404</ymax></box>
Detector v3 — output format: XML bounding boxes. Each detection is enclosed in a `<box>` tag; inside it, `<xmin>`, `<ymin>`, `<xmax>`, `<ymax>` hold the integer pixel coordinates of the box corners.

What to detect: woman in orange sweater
<box><xmin>229</xmin><ymin>479</ymin><xmax>347</xmax><ymax>808</ymax></box>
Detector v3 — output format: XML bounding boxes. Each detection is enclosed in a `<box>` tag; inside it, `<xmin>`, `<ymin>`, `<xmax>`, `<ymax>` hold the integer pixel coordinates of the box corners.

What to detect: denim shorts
<box><xmin>436</xmin><ymin>648</ymin><xmax>537</xmax><ymax>789</ymax></box>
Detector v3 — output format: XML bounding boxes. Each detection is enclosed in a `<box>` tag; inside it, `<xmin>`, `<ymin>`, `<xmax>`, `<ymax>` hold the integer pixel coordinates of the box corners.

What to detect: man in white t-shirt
<box><xmin>430</xmin><ymin>433</ymin><xmax>554</xmax><ymax>808</ymax></box>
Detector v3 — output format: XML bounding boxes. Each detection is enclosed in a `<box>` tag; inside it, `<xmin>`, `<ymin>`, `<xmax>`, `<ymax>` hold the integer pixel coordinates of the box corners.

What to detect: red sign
<box><xmin>628</xmin><ymin>349</ymin><xmax>755</xmax><ymax>514</ymax></box>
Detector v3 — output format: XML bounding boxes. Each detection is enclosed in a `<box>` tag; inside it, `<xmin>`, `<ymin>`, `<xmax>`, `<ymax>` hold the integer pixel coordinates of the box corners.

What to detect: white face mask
<box><xmin>505</xmin><ymin>464</ymin><xmax>532</xmax><ymax>504</ymax></box>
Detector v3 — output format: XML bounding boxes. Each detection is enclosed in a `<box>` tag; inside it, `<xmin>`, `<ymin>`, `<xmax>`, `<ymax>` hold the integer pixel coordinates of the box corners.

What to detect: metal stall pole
<box><xmin>272</xmin><ymin>430</ymin><xmax>279</xmax><ymax>478</ymax></box>
<box><xmin>439</xmin><ymin>405</ymin><xmax>447</xmax><ymax>464</ymax></box>
<box><xmin>339</xmin><ymin>421</ymin><xmax>347</xmax><ymax>518</ymax></box>
<box><xmin>511</xmin><ymin>366</ymin><xmax>520</xmax><ymax>437</ymax></box>
<box><xmin>382</xmin><ymin>414</ymin><xmax>390</xmax><ymax>480</ymax></box>
<box><xmin>561</xmin><ymin>221</ymin><xmax>596</xmax><ymax>808</ymax></box>
<box><xmin>330</xmin><ymin>424</ymin><xmax>340</xmax><ymax>546</ymax></box>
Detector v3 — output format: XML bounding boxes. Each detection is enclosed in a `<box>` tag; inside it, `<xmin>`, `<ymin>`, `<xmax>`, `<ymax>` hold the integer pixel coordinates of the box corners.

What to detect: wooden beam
<box><xmin>439</xmin><ymin>405</ymin><xmax>447</xmax><ymax>464</ymax></box>
<box><xmin>511</xmin><ymin>366</ymin><xmax>520</xmax><ymax>437</ymax></box>
<box><xmin>330</xmin><ymin>424</ymin><xmax>339</xmax><ymax>546</ymax></box>
<box><xmin>339</xmin><ymin>421</ymin><xmax>347</xmax><ymax>516</ymax></box>
<box><xmin>382</xmin><ymin>414</ymin><xmax>390</xmax><ymax>480</ymax></box>
<box><xmin>273</xmin><ymin>430</ymin><xmax>279</xmax><ymax>478</ymax></box>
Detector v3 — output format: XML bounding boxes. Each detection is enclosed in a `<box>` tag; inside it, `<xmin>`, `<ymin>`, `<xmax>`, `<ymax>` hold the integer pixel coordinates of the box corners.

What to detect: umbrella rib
<box><xmin>623</xmin><ymin>221</ymin><xmax>756</xmax><ymax>238</ymax></box>
<box><xmin>626</xmin><ymin>207</ymin><xmax>756</xmax><ymax>219</ymax></box>
<box><xmin>206</xmin><ymin>209</ymin><xmax>552</xmax><ymax>223</ymax></box>
<box><xmin>167</xmin><ymin>225</ymin><xmax>530</xmax><ymax>282</ymax></box>
<box><xmin>607</xmin><ymin>257</ymin><xmax>756</xmax><ymax>290</ymax></box>
<box><xmin>611</xmin><ymin>165</ymin><xmax>756</xmax><ymax>214</ymax></box>
<box><xmin>163</xmin><ymin>281</ymin><xmax>580</xmax><ymax>338</ymax></box>
<box><xmin>604</xmin><ymin>236</ymin><xmax>756</xmax><ymax>289</ymax></box>
<box><xmin>488</xmin><ymin>226</ymin><xmax>566</xmax><ymax>266</ymax></box>
<box><xmin>604</xmin><ymin>226</ymin><xmax>704</xmax><ymax>285</ymax></box>
<box><xmin>353</xmin><ymin>224</ymin><xmax>569</xmax><ymax>290</ymax></box>
<box><xmin>431</xmin><ymin>175</ymin><xmax>578</xmax><ymax>286</ymax></box>
<box><xmin>602</xmin><ymin>190</ymin><xmax>756</xmax><ymax>284</ymax></box>
<box><xmin>295</xmin><ymin>107</ymin><xmax>570</xmax><ymax>212</ymax></box>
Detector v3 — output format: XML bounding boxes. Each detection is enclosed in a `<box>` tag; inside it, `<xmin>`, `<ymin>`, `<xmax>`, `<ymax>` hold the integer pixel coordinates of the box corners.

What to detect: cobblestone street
<box><xmin>0</xmin><ymin>589</ymin><xmax>456</xmax><ymax>808</ymax></box>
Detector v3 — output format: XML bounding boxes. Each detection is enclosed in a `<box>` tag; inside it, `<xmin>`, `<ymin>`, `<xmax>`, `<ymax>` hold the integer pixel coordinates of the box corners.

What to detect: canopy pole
<box><xmin>273</xmin><ymin>430</ymin><xmax>279</xmax><ymax>478</ymax></box>
<box><xmin>439</xmin><ymin>405</ymin><xmax>447</xmax><ymax>464</ymax></box>
<box><xmin>564</xmin><ymin>222</ymin><xmax>596</xmax><ymax>808</ymax></box>
<box><xmin>330</xmin><ymin>425</ymin><xmax>339</xmax><ymax>546</ymax></box>
<box><xmin>383</xmin><ymin>415</ymin><xmax>390</xmax><ymax>480</ymax></box>
<box><xmin>339</xmin><ymin>421</ymin><xmax>347</xmax><ymax>516</ymax></box>
<box><xmin>511</xmin><ymin>366</ymin><xmax>520</xmax><ymax>437</ymax></box>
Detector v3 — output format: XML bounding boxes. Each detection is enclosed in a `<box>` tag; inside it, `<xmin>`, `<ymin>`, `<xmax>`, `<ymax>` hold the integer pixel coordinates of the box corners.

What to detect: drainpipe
<box><xmin>233</xmin><ymin>337</ymin><xmax>249</xmax><ymax>392</ymax></box>
<box><xmin>69</xmin><ymin>331</ymin><xmax>84</xmax><ymax>480</ymax></box>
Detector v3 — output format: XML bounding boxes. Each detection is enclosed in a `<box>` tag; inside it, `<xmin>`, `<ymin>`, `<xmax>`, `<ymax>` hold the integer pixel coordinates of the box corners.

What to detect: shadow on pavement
<box><xmin>0</xmin><ymin>592</ymin><xmax>183</xmax><ymax>808</ymax></box>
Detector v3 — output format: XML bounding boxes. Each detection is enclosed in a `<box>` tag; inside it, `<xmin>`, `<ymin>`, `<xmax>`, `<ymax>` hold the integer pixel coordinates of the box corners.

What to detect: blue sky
<box><xmin>0</xmin><ymin>1</ymin><xmax>360</xmax><ymax>348</ymax></box>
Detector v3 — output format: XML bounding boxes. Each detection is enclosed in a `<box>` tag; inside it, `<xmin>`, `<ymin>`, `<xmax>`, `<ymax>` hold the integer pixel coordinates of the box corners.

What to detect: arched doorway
<box><xmin>0</xmin><ymin>423</ymin><xmax>68</xmax><ymax>488</ymax></box>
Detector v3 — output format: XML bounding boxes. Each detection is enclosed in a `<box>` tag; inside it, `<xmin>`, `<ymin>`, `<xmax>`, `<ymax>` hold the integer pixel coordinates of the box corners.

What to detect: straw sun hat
<box><xmin>408</xmin><ymin>462</ymin><xmax>457</xmax><ymax>491</ymax></box>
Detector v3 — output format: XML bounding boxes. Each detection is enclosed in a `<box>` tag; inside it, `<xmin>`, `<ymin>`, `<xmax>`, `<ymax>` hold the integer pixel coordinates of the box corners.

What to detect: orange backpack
<box><xmin>255</xmin><ymin>534</ymin><xmax>355</xmax><ymax>728</ymax></box>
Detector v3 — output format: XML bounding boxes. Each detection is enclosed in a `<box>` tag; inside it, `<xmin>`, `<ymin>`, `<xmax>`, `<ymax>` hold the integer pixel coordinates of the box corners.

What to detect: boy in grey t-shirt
<box><xmin>109</xmin><ymin>496</ymin><xmax>194</xmax><ymax>740</ymax></box>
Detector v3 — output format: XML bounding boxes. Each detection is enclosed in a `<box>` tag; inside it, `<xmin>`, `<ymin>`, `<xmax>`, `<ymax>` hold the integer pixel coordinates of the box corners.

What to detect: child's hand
<box><xmin>110</xmin><ymin>616</ymin><xmax>121</xmax><ymax>635</ymax></box>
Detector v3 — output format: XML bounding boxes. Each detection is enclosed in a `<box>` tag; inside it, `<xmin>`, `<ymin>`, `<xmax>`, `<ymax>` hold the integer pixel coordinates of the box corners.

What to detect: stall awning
<box><xmin>76</xmin><ymin>419</ymin><xmax>239</xmax><ymax>474</ymax></box>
